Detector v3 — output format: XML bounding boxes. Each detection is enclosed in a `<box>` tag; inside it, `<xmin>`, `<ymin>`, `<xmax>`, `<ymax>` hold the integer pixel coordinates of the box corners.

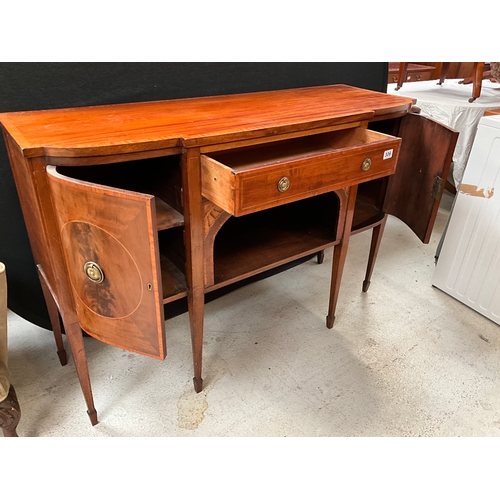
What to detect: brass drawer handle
<box><xmin>84</xmin><ymin>261</ymin><xmax>104</xmax><ymax>283</ymax></box>
<box><xmin>361</xmin><ymin>158</ymin><xmax>371</xmax><ymax>171</ymax></box>
<box><xmin>278</xmin><ymin>177</ymin><xmax>290</xmax><ymax>192</ymax></box>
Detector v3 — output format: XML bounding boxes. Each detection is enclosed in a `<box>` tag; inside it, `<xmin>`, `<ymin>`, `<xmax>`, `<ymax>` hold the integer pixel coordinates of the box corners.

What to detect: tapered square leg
<box><xmin>362</xmin><ymin>215</ymin><xmax>388</xmax><ymax>293</ymax></box>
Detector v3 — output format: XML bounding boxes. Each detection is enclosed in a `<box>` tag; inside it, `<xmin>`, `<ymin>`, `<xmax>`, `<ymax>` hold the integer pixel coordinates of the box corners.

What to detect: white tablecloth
<box><xmin>387</xmin><ymin>79</ymin><xmax>500</xmax><ymax>186</ymax></box>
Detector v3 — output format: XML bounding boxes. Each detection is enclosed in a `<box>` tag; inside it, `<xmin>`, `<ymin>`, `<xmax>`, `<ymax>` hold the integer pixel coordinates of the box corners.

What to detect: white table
<box><xmin>388</xmin><ymin>79</ymin><xmax>500</xmax><ymax>187</ymax></box>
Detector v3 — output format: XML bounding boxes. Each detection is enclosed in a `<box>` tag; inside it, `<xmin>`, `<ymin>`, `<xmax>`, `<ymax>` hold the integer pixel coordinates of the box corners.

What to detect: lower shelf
<box><xmin>211</xmin><ymin>193</ymin><xmax>340</xmax><ymax>288</ymax></box>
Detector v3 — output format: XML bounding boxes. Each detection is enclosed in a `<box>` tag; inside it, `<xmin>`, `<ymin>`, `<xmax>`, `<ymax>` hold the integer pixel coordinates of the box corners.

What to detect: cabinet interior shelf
<box><xmin>160</xmin><ymin>254</ymin><xmax>188</xmax><ymax>303</ymax></box>
<box><xmin>155</xmin><ymin>198</ymin><xmax>184</xmax><ymax>231</ymax></box>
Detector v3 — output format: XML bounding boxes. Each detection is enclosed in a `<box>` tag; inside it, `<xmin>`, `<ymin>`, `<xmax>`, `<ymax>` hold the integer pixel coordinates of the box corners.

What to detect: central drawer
<box><xmin>201</xmin><ymin>128</ymin><xmax>402</xmax><ymax>216</ymax></box>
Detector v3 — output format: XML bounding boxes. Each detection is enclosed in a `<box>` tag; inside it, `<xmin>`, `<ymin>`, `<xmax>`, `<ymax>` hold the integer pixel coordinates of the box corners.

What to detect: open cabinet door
<box><xmin>46</xmin><ymin>165</ymin><xmax>166</xmax><ymax>359</ymax></box>
<box><xmin>383</xmin><ymin>113</ymin><xmax>459</xmax><ymax>243</ymax></box>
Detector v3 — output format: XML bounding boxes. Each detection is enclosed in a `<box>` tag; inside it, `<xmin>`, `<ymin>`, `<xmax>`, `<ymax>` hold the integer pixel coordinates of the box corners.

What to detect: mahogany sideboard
<box><xmin>0</xmin><ymin>85</ymin><xmax>458</xmax><ymax>425</ymax></box>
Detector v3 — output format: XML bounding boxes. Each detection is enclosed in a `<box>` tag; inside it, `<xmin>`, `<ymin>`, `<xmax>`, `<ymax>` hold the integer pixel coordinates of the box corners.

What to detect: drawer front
<box><xmin>202</xmin><ymin>131</ymin><xmax>401</xmax><ymax>216</ymax></box>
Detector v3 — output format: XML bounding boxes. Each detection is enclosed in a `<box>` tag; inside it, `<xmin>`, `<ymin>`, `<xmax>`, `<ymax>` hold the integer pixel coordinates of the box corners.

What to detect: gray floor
<box><xmin>5</xmin><ymin>190</ymin><xmax>500</xmax><ymax>437</ymax></box>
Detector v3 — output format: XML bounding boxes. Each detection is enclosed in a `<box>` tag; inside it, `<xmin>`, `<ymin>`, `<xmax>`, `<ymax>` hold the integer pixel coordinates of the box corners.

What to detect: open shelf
<box><xmin>210</xmin><ymin>192</ymin><xmax>340</xmax><ymax>288</ymax></box>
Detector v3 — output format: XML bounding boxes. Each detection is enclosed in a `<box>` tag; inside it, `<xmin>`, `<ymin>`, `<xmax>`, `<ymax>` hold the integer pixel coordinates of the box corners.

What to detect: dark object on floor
<box><xmin>0</xmin><ymin>385</ymin><xmax>20</xmax><ymax>437</ymax></box>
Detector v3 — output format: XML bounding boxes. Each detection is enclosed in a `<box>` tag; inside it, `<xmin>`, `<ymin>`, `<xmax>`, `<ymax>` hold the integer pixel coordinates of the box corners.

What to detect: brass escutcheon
<box><xmin>361</xmin><ymin>158</ymin><xmax>371</xmax><ymax>171</ymax></box>
<box><xmin>84</xmin><ymin>261</ymin><xmax>104</xmax><ymax>284</ymax></box>
<box><xmin>278</xmin><ymin>176</ymin><xmax>290</xmax><ymax>192</ymax></box>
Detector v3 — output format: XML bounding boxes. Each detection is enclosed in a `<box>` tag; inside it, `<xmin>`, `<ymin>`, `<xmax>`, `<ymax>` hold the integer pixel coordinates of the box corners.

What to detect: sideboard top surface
<box><xmin>0</xmin><ymin>84</ymin><xmax>414</xmax><ymax>158</ymax></box>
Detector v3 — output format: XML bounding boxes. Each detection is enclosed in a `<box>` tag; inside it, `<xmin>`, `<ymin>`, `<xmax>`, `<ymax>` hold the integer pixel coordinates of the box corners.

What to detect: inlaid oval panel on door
<box><xmin>59</xmin><ymin>221</ymin><xmax>143</xmax><ymax>319</ymax></box>
<box><xmin>46</xmin><ymin>165</ymin><xmax>166</xmax><ymax>359</ymax></box>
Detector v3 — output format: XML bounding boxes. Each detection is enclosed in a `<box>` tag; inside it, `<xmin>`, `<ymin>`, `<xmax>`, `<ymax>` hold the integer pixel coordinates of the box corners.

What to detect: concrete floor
<box><xmin>4</xmin><ymin>190</ymin><xmax>500</xmax><ymax>437</ymax></box>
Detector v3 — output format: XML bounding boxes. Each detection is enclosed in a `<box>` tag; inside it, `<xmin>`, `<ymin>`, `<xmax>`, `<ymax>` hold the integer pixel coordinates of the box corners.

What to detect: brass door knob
<box><xmin>84</xmin><ymin>261</ymin><xmax>104</xmax><ymax>283</ymax></box>
<box><xmin>278</xmin><ymin>177</ymin><xmax>290</xmax><ymax>192</ymax></box>
<box><xmin>361</xmin><ymin>158</ymin><xmax>371</xmax><ymax>171</ymax></box>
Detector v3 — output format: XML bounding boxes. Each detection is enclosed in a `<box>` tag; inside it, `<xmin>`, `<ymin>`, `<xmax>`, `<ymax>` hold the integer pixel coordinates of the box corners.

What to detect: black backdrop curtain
<box><xmin>0</xmin><ymin>62</ymin><xmax>388</xmax><ymax>329</ymax></box>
